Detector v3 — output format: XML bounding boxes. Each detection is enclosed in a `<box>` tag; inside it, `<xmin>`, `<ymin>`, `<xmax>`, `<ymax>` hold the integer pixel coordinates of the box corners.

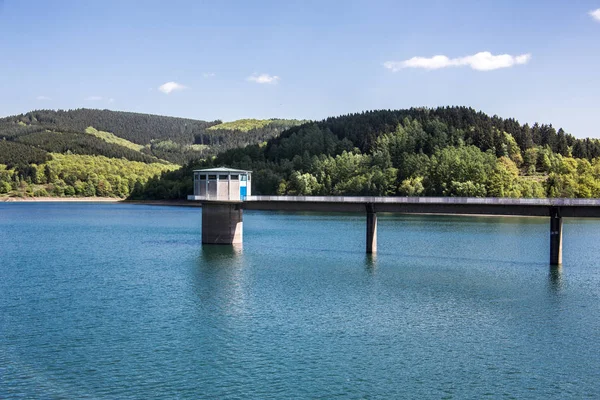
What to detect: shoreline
<box><xmin>0</xmin><ymin>196</ymin><xmax>201</xmax><ymax>207</ymax></box>
<box><xmin>1</xmin><ymin>196</ymin><xmax>120</xmax><ymax>203</ymax></box>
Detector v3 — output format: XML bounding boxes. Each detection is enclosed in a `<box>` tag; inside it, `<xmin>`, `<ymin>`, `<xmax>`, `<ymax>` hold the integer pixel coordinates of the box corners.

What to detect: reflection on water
<box><xmin>201</xmin><ymin>243</ymin><xmax>243</xmax><ymax>260</ymax></box>
<box><xmin>364</xmin><ymin>253</ymin><xmax>377</xmax><ymax>274</ymax></box>
<box><xmin>549</xmin><ymin>264</ymin><xmax>564</xmax><ymax>293</ymax></box>
<box><xmin>197</xmin><ymin>244</ymin><xmax>248</xmax><ymax>317</ymax></box>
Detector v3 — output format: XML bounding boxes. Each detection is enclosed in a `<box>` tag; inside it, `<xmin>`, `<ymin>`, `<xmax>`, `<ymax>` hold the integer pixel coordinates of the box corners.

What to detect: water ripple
<box><xmin>1</xmin><ymin>204</ymin><xmax>600</xmax><ymax>398</ymax></box>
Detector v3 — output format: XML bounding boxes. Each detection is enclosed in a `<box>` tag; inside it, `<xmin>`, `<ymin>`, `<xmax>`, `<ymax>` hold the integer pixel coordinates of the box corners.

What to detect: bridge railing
<box><xmin>245</xmin><ymin>196</ymin><xmax>600</xmax><ymax>206</ymax></box>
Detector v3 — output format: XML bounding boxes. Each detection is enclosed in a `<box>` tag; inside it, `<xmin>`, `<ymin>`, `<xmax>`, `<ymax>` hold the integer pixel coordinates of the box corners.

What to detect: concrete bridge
<box><xmin>192</xmin><ymin>196</ymin><xmax>600</xmax><ymax>265</ymax></box>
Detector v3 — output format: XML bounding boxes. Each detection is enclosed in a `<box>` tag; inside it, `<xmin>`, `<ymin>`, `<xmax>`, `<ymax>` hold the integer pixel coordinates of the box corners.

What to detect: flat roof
<box><xmin>193</xmin><ymin>167</ymin><xmax>252</xmax><ymax>173</ymax></box>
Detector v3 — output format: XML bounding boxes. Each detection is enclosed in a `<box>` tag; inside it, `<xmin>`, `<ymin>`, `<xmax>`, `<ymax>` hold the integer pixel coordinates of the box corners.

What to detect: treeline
<box><xmin>4</xmin><ymin>109</ymin><xmax>219</xmax><ymax>145</ymax></box>
<box><xmin>0</xmin><ymin>153</ymin><xmax>177</xmax><ymax>198</ymax></box>
<box><xmin>276</xmin><ymin>107</ymin><xmax>596</xmax><ymax>159</ymax></box>
<box><xmin>133</xmin><ymin>107</ymin><xmax>600</xmax><ymax>199</ymax></box>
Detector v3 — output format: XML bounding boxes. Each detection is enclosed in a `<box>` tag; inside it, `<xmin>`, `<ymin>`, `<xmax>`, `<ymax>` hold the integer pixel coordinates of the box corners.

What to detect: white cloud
<box><xmin>384</xmin><ymin>51</ymin><xmax>532</xmax><ymax>72</ymax></box>
<box><xmin>86</xmin><ymin>96</ymin><xmax>103</xmax><ymax>101</ymax></box>
<box><xmin>108</xmin><ymin>98</ymin><xmax>115</xmax><ymax>103</ymax></box>
<box><xmin>36</xmin><ymin>95</ymin><xmax>51</xmax><ymax>100</ymax></box>
<box><xmin>158</xmin><ymin>81</ymin><xmax>186</xmax><ymax>94</ymax></box>
<box><xmin>247</xmin><ymin>73</ymin><xmax>280</xmax><ymax>84</ymax></box>
<box><xmin>590</xmin><ymin>9</ymin><xmax>600</xmax><ymax>21</ymax></box>
<box><xmin>203</xmin><ymin>72</ymin><xmax>216</xmax><ymax>78</ymax></box>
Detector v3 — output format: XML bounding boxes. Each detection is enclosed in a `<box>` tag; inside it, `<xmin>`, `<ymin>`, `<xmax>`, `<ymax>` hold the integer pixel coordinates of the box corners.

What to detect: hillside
<box><xmin>193</xmin><ymin>118</ymin><xmax>308</xmax><ymax>154</ymax></box>
<box><xmin>2</xmin><ymin>109</ymin><xmax>218</xmax><ymax>145</ymax></box>
<box><xmin>5</xmin><ymin>106</ymin><xmax>600</xmax><ymax>200</ymax></box>
<box><xmin>207</xmin><ymin>118</ymin><xmax>309</xmax><ymax>132</ymax></box>
<box><xmin>84</xmin><ymin>126</ymin><xmax>145</xmax><ymax>151</ymax></box>
<box><xmin>0</xmin><ymin>153</ymin><xmax>177</xmax><ymax>198</ymax></box>
<box><xmin>0</xmin><ymin>109</ymin><xmax>306</xmax><ymax>165</ymax></box>
<box><xmin>0</xmin><ymin>109</ymin><xmax>307</xmax><ymax>199</ymax></box>
<box><xmin>207</xmin><ymin>118</ymin><xmax>274</xmax><ymax>132</ymax></box>
<box><xmin>134</xmin><ymin>107</ymin><xmax>600</xmax><ymax>200</ymax></box>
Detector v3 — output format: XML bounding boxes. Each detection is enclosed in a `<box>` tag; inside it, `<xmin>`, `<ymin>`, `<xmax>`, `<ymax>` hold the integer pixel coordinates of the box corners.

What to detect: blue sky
<box><xmin>1</xmin><ymin>0</ymin><xmax>600</xmax><ymax>137</ymax></box>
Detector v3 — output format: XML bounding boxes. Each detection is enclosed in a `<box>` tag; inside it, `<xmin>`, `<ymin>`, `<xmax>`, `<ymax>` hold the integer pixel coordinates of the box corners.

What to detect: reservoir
<box><xmin>1</xmin><ymin>203</ymin><xmax>600</xmax><ymax>398</ymax></box>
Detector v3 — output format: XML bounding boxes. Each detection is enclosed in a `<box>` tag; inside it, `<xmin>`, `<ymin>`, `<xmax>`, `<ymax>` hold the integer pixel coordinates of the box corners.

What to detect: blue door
<box><xmin>240</xmin><ymin>186</ymin><xmax>247</xmax><ymax>200</ymax></box>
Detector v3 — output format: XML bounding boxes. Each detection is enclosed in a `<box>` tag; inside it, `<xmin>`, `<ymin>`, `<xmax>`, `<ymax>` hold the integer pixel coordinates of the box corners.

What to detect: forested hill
<box><xmin>1</xmin><ymin>109</ymin><xmax>306</xmax><ymax>165</ymax></box>
<box><xmin>2</xmin><ymin>109</ymin><xmax>218</xmax><ymax>145</ymax></box>
<box><xmin>0</xmin><ymin>108</ymin><xmax>306</xmax><ymax>199</ymax></box>
<box><xmin>192</xmin><ymin>118</ymin><xmax>308</xmax><ymax>161</ymax></box>
<box><xmin>136</xmin><ymin>107</ymin><xmax>600</xmax><ymax>199</ymax></box>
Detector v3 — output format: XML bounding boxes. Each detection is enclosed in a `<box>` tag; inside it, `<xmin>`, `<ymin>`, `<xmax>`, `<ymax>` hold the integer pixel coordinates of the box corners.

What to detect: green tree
<box><xmin>0</xmin><ymin>181</ymin><xmax>11</xmax><ymax>194</ymax></box>
<box><xmin>398</xmin><ymin>176</ymin><xmax>425</xmax><ymax>196</ymax></box>
<box><xmin>488</xmin><ymin>157</ymin><xmax>521</xmax><ymax>197</ymax></box>
<box><xmin>287</xmin><ymin>171</ymin><xmax>321</xmax><ymax>195</ymax></box>
<box><xmin>96</xmin><ymin>179</ymin><xmax>113</xmax><ymax>197</ymax></box>
<box><xmin>426</xmin><ymin>146</ymin><xmax>495</xmax><ymax>196</ymax></box>
<box><xmin>83</xmin><ymin>181</ymin><xmax>96</xmax><ymax>197</ymax></box>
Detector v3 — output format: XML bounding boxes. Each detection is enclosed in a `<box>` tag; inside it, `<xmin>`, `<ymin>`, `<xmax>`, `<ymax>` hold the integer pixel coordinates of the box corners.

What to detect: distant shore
<box><xmin>0</xmin><ymin>196</ymin><xmax>201</xmax><ymax>207</ymax></box>
<box><xmin>1</xmin><ymin>196</ymin><xmax>120</xmax><ymax>202</ymax></box>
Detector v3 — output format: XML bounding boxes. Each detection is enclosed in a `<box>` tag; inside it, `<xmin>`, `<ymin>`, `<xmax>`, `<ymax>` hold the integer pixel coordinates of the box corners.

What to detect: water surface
<box><xmin>1</xmin><ymin>203</ymin><xmax>600</xmax><ymax>398</ymax></box>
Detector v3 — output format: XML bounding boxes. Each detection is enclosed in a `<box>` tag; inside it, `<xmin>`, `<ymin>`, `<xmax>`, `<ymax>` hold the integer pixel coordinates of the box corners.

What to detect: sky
<box><xmin>1</xmin><ymin>0</ymin><xmax>600</xmax><ymax>137</ymax></box>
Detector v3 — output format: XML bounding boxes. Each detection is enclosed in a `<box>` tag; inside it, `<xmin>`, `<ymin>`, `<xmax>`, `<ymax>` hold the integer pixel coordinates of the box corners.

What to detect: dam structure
<box><xmin>189</xmin><ymin>171</ymin><xmax>600</xmax><ymax>265</ymax></box>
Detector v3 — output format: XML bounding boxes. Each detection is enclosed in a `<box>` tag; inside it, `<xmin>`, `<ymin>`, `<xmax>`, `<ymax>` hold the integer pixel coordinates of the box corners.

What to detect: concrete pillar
<box><xmin>202</xmin><ymin>202</ymin><xmax>243</xmax><ymax>245</ymax></box>
<box><xmin>550</xmin><ymin>206</ymin><xmax>563</xmax><ymax>265</ymax></box>
<box><xmin>366</xmin><ymin>203</ymin><xmax>377</xmax><ymax>254</ymax></box>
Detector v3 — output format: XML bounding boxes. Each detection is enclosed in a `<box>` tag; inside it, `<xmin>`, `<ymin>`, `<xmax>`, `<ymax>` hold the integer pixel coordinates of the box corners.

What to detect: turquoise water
<box><xmin>1</xmin><ymin>203</ymin><xmax>600</xmax><ymax>399</ymax></box>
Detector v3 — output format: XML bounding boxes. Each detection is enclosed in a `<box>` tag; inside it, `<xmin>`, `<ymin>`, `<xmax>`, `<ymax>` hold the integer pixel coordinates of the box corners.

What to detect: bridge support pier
<box><xmin>202</xmin><ymin>202</ymin><xmax>243</xmax><ymax>245</ymax></box>
<box><xmin>366</xmin><ymin>204</ymin><xmax>377</xmax><ymax>253</ymax></box>
<box><xmin>550</xmin><ymin>207</ymin><xmax>563</xmax><ymax>265</ymax></box>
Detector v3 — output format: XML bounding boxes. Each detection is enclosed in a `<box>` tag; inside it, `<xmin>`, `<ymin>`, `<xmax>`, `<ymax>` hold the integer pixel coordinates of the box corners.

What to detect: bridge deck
<box><xmin>193</xmin><ymin>195</ymin><xmax>594</xmax><ymax>264</ymax></box>
<box><xmin>241</xmin><ymin>196</ymin><xmax>600</xmax><ymax>218</ymax></box>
